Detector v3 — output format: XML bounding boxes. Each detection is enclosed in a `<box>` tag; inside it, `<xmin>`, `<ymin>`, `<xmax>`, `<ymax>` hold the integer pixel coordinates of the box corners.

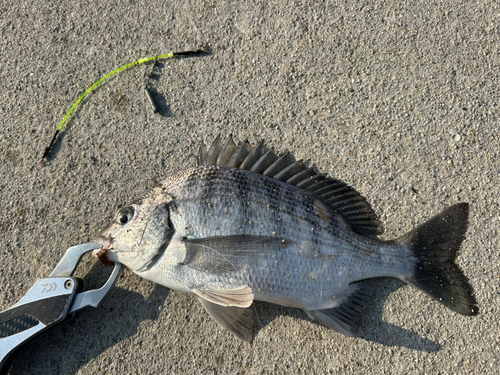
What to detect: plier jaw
<box><xmin>50</xmin><ymin>243</ymin><xmax>122</xmax><ymax>313</ymax></box>
<box><xmin>0</xmin><ymin>243</ymin><xmax>121</xmax><ymax>374</ymax></box>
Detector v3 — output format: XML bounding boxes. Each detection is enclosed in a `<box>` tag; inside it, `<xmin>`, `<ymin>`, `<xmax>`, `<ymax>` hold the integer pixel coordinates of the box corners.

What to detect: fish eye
<box><xmin>116</xmin><ymin>206</ymin><xmax>135</xmax><ymax>225</ymax></box>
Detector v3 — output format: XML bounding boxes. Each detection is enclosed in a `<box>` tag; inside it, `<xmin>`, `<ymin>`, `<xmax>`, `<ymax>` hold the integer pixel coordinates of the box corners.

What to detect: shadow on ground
<box><xmin>10</xmin><ymin>266</ymin><xmax>440</xmax><ymax>374</ymax></box>
<box><xmin>9</xmin><ymin>263</ymin><xmax>170</xmax><ymax>374</ymax></box>
<box><xmin>252</xmin><ymin>278</ymin><xmax>442</xmax><ymax>353</ymax></box>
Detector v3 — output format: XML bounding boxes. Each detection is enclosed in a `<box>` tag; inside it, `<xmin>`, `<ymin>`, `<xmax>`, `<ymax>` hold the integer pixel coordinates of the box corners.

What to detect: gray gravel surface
<box><xmin>1</xmin><ymin>1</ymin><xmax>499</xmax><ymax>374</ymax></box>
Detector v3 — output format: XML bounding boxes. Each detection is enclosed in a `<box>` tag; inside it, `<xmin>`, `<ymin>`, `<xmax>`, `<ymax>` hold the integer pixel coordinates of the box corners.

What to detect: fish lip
<box><xmin>93</xmin><ymin>235</ymin><xmax>113</xmax><ymax>248</ymax></box>
<box><xmin>92</xmin><ymin>235</ymin><xmax>115</xmax><ymax>267</ymax></box>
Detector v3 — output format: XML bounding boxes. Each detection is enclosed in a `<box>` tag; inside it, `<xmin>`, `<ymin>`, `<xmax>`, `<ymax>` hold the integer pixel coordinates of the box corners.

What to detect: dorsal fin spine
<box><xmin>240</xmin><ymin>140</ymin><xmax>265</xmax><ymax>170</ymax></box>
<box><xmin>216</xmin><ymin>136</ymin><xmax>238</xmax><ymax>166</ymax></box>
<box><xmin>286</xmin><ymin>167</ymin><xmax>316</xmax><ymax>185</ymax></box>
<box><xmin>314</xmin><ymin>183</ymin><xmax>346</xmax><ymax>196</ymax></box>
<box><xmin>295</xmin><ymin>175</ymin><xmax>324</xmax><ymax>189</ymax></box>
<box><xmin>250</xmin><ymin>149</ymin><xmax>278</xmax><ymax>173</ymax></box>
<box><xmin>273</xmin><ymin>160</ymin><xmax>304</xmax><ymax>181</ymax></box>
<box><xmin>263</xmin><ymin>152</ymin><xmax>290</xmax><ymax>177</ymax></box>
<box><xmin>227</xmin><ymin>140</ymin><xmax>251</xmax><ymax>168</ymax></box>
<box><xmin>198</xmin><ymin>136</ymin><xmax>384</xmax><ymax>237</ymax></box>
<box><xmin>308</xmin><ymin>180</ymin><xmax>337</xmax><ymax>191</ymax></box>
<box><xmin>199</xmin><ymin>141</ymin><xmax>208</xmax><ymax>165</ymax></box>
<box><xmin>329</xmin><ymin>196</ymin><xmax>364</xmax><ymax>207</ymax></box>
<box><xmin>207</xmin><ymin>134</ymin><xmax>222</xmax><ymax>165</ymax></box>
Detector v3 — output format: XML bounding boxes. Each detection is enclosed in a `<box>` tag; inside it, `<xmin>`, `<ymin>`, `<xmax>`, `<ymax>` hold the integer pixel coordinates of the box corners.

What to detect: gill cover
<box><xmin>95</xmin><ymin>201</ymin><xmax>174</xmax><ymax>272</ymax></box>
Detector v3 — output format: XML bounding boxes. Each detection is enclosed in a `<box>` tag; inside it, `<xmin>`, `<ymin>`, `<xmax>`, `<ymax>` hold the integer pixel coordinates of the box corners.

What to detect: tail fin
<box><xmin>399</xmin><ymin>203</ymin><xmax>478</xmax><ymax>316</ymax></box>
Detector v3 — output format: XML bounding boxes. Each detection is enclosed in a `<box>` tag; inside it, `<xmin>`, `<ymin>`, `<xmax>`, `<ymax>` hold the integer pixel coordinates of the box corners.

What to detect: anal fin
<box><xmin>198</xmin><ymin>297</ymin><xmax>254</xmax><ymax>342</ymax></box>
<box><xmin>193</xmin><ymin>285</ymin><xmax>254</xmax><ymax>308</ymax></box>
<box><xmin>306</xmin><ymin>283</ymin><xmax>373</xmax><ymax>337</ymax></box>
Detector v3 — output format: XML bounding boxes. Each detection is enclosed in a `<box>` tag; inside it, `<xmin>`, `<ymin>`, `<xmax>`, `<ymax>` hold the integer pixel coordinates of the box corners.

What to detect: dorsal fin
<box><xmin>198</xmin><ymin>135</ymin><xmax>384</xmax><ymax>237</ymax></box>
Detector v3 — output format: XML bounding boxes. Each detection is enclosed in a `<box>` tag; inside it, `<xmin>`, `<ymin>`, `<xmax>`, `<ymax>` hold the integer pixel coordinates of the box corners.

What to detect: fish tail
<box><xmin>398</xmin><ymin>203</ymin><xmax>479</xmax><ymax>316</ymax></box>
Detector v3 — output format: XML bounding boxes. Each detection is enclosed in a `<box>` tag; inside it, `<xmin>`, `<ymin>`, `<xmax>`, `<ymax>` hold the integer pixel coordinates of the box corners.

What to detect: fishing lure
<box><xmin>42</xmin><ymin>49</ymin><xmax>205</xmax><ymax>160</ymax></box>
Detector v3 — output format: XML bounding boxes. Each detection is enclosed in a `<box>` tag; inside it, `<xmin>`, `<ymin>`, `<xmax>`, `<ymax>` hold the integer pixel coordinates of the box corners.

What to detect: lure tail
<box><xmin>399</xmin><ymin>203</ymin><xmax>478</xmax><ymax>315</ymax></box>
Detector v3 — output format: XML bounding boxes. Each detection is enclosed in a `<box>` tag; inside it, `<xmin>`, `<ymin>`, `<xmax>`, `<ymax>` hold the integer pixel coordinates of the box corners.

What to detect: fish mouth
<box><xmin>91</xmin><ymin>234</ymin><xmax>170</xmax><ymax>271</ymax></box>
<box><xmin>92</xmin><ymin>235</ymin><xmax>115</xmax><ymax>267</ymax></box>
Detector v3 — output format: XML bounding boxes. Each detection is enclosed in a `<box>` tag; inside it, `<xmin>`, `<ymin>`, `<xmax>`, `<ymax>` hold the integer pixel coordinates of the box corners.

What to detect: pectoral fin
<box><xmin>193</xmin><ymin>285</ymin><xmax>254</xmax><ymax>308</ymax></box>
<box><xmin>182</xmin><ymin>235</ymin><xmax>290</xmax><ymax>274</ymax></box>
<box><xmin>198</xmin><ymin>297</ymin><xmax>254</xmax><ymax>342</ymax></box>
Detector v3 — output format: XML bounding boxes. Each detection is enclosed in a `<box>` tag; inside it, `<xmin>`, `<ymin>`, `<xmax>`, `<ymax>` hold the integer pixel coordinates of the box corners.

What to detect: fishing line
<box><xmin>42</xmin><ymin>48</ymin><xmax>206</xmax><ymax>161</ymax></box>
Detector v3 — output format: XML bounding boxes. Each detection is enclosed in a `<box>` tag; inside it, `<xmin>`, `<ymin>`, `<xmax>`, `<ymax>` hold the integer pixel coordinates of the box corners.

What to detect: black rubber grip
<box><xmin>0</xmin><ymin>294</ymin><xmax>70</xmax><ymax>333</ymax></box>
<box><xmin>0</xmin><ymin>315</ymin><xmax>39</xmax><ymax>338</ymax></box>
<box><xmin>0</xmin><ymin>289</ymin><xmax>78</xmax><ymax>374</ymax></box>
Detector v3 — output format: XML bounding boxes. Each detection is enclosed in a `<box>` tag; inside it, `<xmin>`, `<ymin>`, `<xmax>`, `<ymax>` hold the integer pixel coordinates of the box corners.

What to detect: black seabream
<box><xmin>94</xmin><ymin>135</ymin><xmax>478</xmax><ymax>342</ymax></box>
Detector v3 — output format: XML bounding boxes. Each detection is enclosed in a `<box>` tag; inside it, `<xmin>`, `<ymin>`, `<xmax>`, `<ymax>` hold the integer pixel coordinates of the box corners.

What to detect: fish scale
<box><xmin>143</xmin><ymin>166</ymin><xmax>411</xmax><ymax>308</ymax></box>
<box><xmin>94</xmin><ymin>135</ymin><xmax>478</xmax><ymax>342</ymax></box>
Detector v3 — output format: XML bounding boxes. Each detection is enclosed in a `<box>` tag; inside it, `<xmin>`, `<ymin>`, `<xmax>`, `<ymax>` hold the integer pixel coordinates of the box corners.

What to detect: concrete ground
<box><xmin>1</xmin><ymin>1</ymin><xmax>499</xmax><ymax>374</ymax></box>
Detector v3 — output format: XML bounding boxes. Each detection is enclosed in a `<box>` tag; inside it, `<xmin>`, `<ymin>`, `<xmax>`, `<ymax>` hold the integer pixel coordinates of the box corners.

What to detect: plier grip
<box><xmin>0</xmin><ymin>243</ymin><xmax>121</xmax><ymax>374</ymax></box>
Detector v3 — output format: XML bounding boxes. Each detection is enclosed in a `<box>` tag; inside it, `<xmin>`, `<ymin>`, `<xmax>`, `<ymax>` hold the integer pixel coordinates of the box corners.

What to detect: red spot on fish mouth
<box><xmin>92</xmin><ymin>235</ymin><xmax>115</xmax><ymax>267</ymax></box>
<box><xmin>95</xmin><ymin>248</ymin><xmax>115</xmax><ymax>267</ymax></box>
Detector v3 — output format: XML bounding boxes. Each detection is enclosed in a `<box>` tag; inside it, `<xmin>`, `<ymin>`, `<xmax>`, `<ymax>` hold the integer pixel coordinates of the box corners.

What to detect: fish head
<box><xmin>93</xmin><ymin>199</ymin><xmax>174</xmax><ymax>272</ymax></box>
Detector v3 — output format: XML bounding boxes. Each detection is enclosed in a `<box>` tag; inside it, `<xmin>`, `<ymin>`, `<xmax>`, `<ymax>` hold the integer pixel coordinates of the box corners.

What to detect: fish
<box><xmin>93</xmin><ymin>135</ymin><xmax>478</xmax><ymax>342</ymax></box>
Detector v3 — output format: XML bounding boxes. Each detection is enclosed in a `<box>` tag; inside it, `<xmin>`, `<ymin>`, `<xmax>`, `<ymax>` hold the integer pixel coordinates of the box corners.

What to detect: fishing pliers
<box><xmin>0</xmin><ymin>243</ymin><xmax>121</xmax><ymax>374</ymax></box>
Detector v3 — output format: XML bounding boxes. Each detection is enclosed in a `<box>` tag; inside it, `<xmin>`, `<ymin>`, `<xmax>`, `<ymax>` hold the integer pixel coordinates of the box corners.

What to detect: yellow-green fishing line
<box><xmin>42</xmin><ymin>48</ymin><xmax>205</xmax><ymax>160</ymax></box>
<box><xmin>57</xmin><ymin>52</ymin><xmax>173</xmax><ymax>132</ymax></box>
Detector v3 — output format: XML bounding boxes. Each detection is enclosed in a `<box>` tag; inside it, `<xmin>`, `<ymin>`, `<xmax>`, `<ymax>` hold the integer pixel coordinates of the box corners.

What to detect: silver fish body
<box><xmin>134</xmin><ymin>166</ymin><xmax>410</xmax><ymax>307</ymax></box>
<box><xmin>95</xmin><ymin>136</ymin><xmax>478</xmax><ymax>341</ymax></box>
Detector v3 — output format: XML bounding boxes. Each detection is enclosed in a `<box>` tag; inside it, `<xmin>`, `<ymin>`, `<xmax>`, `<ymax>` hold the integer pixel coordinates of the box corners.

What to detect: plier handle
<box><xmin>0</xmin><ymin>243</ymin><xmax>121</xmax><ymax>374</ymax></box>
